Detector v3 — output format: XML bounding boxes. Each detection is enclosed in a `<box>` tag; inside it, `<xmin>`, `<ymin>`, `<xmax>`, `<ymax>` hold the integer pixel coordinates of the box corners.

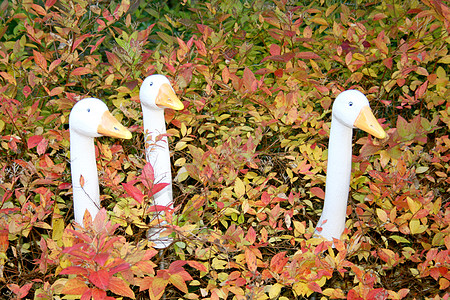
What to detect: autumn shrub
<box><xmin>0</xmin><ymin>0</ymin><xmax>449</xmax><ymax>299</ymax></box>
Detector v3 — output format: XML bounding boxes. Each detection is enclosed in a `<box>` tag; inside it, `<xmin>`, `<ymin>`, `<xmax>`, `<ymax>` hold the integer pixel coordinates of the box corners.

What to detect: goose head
<box><xmin>69</xmin><ymin>98</ymin><xmax>132</xmax><ymax>139</ymax></box>
<box><xmin>139</xmin><ymin>74</ymin><xmax>184</xmax><ymax>111</ymax></box>
<box><xmin>333</xmin><ymin>90</ymin><xmax>387</xmax><ymax>139</ymax></box>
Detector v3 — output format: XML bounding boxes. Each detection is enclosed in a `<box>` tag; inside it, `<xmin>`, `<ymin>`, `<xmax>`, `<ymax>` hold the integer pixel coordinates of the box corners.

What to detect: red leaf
<box><xmin>261</xmin><ymin>192</ymin><xmax>271</xmax><ymax>206</ymax></box>
<box><xmin>89</xmin><ymin>269</ymin><xmax>111</xmax><ymax>290</ymax></box>
<box><xmin>307</xmin><ymin>281</ymin><xmax>322</xmax><ymax>293</ymax></box>
<box><xmin>141</xmin><ymin>162</ymin><xmax>155</xmax><ymax>187</ymax></box>
<box><xmin>267</xmin><ymin>52</ymin><xmax>295</xmax><ymax>62</ymax></box>
<box><xmin>148</xmin><ymin>205</ymin><xmax>172</xmax><ymax>213</ymax></box>
<box><xmin>27</xmin><ymin>135</ymin><xmax>43</xmax><ymax>149</ymax></box>
<box><xmin>415</xmin><ymin>80</ymin><xmax>428</xmax><ymax>99</ymax></box>
<box><xmin>7</xmin><ymin>284</ymin><xmax>20</xmax><ymax>295</ymax></box>
<box><xmin>109</xmin><ymin>263</ymin><xmax>131</xmax><ymax>275</ymax></box>
<box><xmin>187</xmin><ymin>260</ymin><xmax>207</xmax><ymax>272</ymax></box>
<box><xmin>90</xmin><ymin>36</ymin><xmax>106</xmax><ymax>54</ymax></box>
<box><xmin>45</xmin><ymin>0</ymin><xmax>57</xmax><ymax>9</ymax></box>
<box><xmin>61</xmin><ymin>278</ymin><xmax>90</xmax><ymax>295</ymax></box>
<box><xmin>72</xmin><ymin>34</ymin><xmax>92</xmax><ymax>51</ymax></box>
<box><xmin>122</xmin><ymin>182</ymin><xmax>144</xmax><ymax>204</ymax></box>
<box><xmin>108</xmin><ymin>277</ymin><xmax>135</xmax><ymax>299</ymax></box>
<box><xmin>71</xmin><ymin>67</ymin><xmax>92</xmax><ymax>76</ymax></box>
<box><xmin>91</xmin><ymin>288</ymin><xmax>107</xmax><ymax>300</ymax></box>
<box><xmin>297</xmin><ymin>51</ymin><xmax>321</xmax><ymax>59</ymax></box>
<box><xmin>60</xmin><ymin>266</ymin><xmax>89</xmax><ymax>276</ymax></box>
<box><xmin>150</xmin><ymin>182</ymin><xmax>169</xmax><ymax>196</ymax></box>
<box><xmin>37</xmin><ymin>137</ymin><xmax>48</xmax><ymax>155</ymax></box>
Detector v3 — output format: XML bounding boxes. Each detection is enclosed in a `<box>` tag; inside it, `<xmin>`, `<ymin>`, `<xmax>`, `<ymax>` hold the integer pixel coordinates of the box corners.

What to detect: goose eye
<box><xmin>348</xmin><ymin>101</ymin><xmax>353</xmax><ymax>107</ymax></box>
<box><xmin>87</xmin><ymin>108</ymin><xmax>91</xmax><ymax>112</ymax></box>
<box><xmin>149</xmin><ymin>82</ymin><xmax>153</xmax><ymax>86</ymax></box>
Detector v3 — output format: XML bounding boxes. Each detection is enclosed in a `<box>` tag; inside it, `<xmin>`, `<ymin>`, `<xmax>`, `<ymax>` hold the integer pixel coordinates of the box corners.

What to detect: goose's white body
<box><xmin>139</xmin><ymin>75</ymin><xmax>184</xmax><ymax>248</ymax></box>
<box><xmin>69</xmin><ymin>98</ymin><xmax>131</xmax><ymax>225</ymax></box>
<box><xmin>314</xmin><ymin>90</ymin><xmax>386</xmax><ymax>241</ymax></box>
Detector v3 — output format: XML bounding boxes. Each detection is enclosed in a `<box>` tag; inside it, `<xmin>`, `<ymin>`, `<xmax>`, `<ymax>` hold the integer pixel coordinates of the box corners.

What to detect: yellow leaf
<box><xmin>438</xmin><ymin>55</ymin><xmax>450</xmax><ymax>64</ymax></box>
<box><xmin>234</xmin><ymin>177</ymin><xmax>245</xmax><ymax>198</ymax></box>
<box><xmin>362</xmin><ymin>68</ymin><xmax>377</xmax><ymax>77</ymax></box>
<box><xmin>416</xmin><ymin>166</ymin><xmax>429</xmax><ymax>174</ymax></box>
<box><xmin>180</xmin><ymin>122</ymin><xmax>187</xmax><ymax>137</ymax></box>
<box><xmin>293</xmin><ymin>282</ymin><xmax>312</xmax><ymax>297</ymax></box>
<box><xmin>353</xmin><ymin>53</ymin><xmax>366</xmax><ymax>62</ymax></box>
<box><xmin>376</xmin><ymin>208</ymin><xmax>388</xmax><ymax>223</ymax></box>
<box><xmin>0</xmin><ymin>120</ymin><xmax>4</xmax><ymax>133</ymax></box>
<box><xmin>269</xmin><ymin>283</ymin><xmax>283</xmax><ymax>299</ymax></box>
<box><xmin>293</xmin><ymin>220</ymin><xmax>305</xmax><ymax>234</ymax></box>
<box><xmin>311</xmin><ymin>17</ymin><xmax>328</xmax><ymax>26</ymax></box>
<box><xmin>105</xmin><ymin>74</ymin><xmax>114</xmax><ymax>85</ymax></box>
<box><xmin>211</xmin><ymin>257</ymin><xmax>227</xmax><ymax>270</ymax></box>
<box><xmin>407</xmin><ymin>197</ymin><xmax>421</xmax><ymax>214</ymax></box>
<box><xmin>52</xmin><ymin>217</ymin><xmax>65</xmax><ymax>243</ymax></box>
<box><xmin>409</xmin><ymin>219</ymin><xmax>427</xmax><ymax>234</ymax></box>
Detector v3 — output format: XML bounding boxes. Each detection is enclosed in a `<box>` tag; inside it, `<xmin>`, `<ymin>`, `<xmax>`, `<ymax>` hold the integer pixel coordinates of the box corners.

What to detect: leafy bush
<box><xmin>0</xmin><ymin>0</ymin><xmax>449</xmax><ymax>299</ymax></box>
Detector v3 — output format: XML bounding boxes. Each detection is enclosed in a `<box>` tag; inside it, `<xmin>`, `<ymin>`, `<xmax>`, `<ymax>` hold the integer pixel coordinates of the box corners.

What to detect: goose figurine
<box><xmin>69</xmin><ymin>98</ymin><xmax>132</xmax><ymax>225</ymax></box>
<box><xmin>314</xmin><ymin>90</ymin><xmax>386</xmax><ymax>241</ymax></box>
<box><xmin>139</xmin><ymin>74</ymin><xmax>184</xmax><ymax>248</ymax></box>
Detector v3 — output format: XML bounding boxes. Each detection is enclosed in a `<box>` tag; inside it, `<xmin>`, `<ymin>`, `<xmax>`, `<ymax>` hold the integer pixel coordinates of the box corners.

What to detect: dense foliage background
<box><xmin>0</xmin><ymin>0</ymin><xmax>449</xmax><ymax>299</ymax></box>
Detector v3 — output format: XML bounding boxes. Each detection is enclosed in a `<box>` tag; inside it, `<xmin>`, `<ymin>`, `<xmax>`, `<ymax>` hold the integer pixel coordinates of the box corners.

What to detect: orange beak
<box><xmin>97</xmin><ymin>111</ymin><xmax>132</xmax><ymax>139</ymax></box>
<box><xmin>155</xmin><ymin>83</ymin><xmax>184</xmax><ymax>110</ymax></box>
<box><xmin>354</xmin><ymin>106</ymin><xmax>387</xmax><ymax>139</ymax></box>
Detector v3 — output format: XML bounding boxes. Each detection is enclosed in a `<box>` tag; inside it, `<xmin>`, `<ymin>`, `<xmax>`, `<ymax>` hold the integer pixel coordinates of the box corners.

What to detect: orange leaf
<box><xmin>0</xmin><ymin>72</ymin><xmax>16</xmax><ymax>85</ymax></box>
<box><xmin>31</xmin><ymin>4</ymin><xmax>46</xmax><ymax>15</ymax></box>
<box><xmin>71</xmin><ymin>67</ymin><xmax>93</xmax><ymax>76</ymax></box>
<box><xmin>311</xmin><ymin>187</ymin><xmax>325</xmax><ymax>199</ymax></box>
<box><xmin>245</xmin><ymin>226</ymin><xmax>256</xmax><ymax>245</ymax></box>
<box><xmin>151</xmin><ymin>276</ymin><xmax>168</xmax><ymax>298</ymax></box>
<box><xmin>109</xmin><ymin>277</ymin><xmax>135</xmax><ymax>299</ymax></box>
<box><xmin>222</xmin><ymin>66</ymin><xmax>230</xmax><ymax>84</ymax></box>
<box><xmin>169</xmin><ymin>273</ymin><xmax>188</xmax><ymax>293</ymax></box>
<box><xmin>270</xmin><ymin>251</ymin><xmax>288</xmax><ymax>274</ymax></box>
<box><xmin>33</xmin><ymin>50</ymin><xmax>47</xmax><ymax>71</ymax></box>
<box><xmin>79</xmin><ymin>174</ymin><xmax>85</xmax><ymax>188</ymax></box>
<box><xmin>243</xmin><ymin>67</ymin><xmax>256</xmax><ymax>92</ymax></box>
<box><xmin>61</xmin><ymin>278</ymin><xmax>89</xmax><ymax>295</ymax></box>
<box><xmin>245</xmin><ymin>247</ymin><xmax>257</xmax><ymax>273</ymax></box>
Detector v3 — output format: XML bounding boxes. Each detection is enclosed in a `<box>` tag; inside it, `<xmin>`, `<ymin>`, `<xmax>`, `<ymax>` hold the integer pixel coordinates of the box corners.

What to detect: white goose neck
<box><xmin>70</xmin><ymin>129</ymin><xmax>100</xmax><ymax>224</ymax></box>
<box><xmin>141</xmin><ymin>105</ymin><xmax>173</xmax><ymax>208</ymax></box>
<box><xmin>315</xmin><ymin>116</ymin><xmax>353</xmax><ymax>241</ymax></box>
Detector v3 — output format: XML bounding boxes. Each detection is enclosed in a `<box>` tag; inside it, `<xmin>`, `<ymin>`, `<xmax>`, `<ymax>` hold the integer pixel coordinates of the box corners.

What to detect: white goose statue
<box><xmin>69</xmin><ymin>98</ymin><xmax>132</xmax><ymax>225</ymax></box>
<box><xmin>139</xmin><ymin>74</ymin><xmax>184</xmax><ymax>248</ymax></box>
<box><xmin>314</xmin><ymin>90</ymin><xmax>387</xmax><ymax>241</ymax></box>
